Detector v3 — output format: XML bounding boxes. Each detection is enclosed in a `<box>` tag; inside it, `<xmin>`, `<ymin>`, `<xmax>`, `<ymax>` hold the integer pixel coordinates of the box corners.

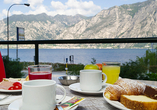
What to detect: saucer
<box><xmin>8</xmin><ymin>95</ymin><xmax>78</xmax><ymax>110</ymax></box>
<box><xmin>69</xmin><ymin>83</ymin><xmax>110</xmax><ymax>95</ymax></box>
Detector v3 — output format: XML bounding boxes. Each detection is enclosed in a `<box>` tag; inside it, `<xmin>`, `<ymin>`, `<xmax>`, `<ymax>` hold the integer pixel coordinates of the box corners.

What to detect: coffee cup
<box><xmin>80</xmin><ymin>70</ymin><xmax>107</xmax><ymax>91</ymax></box>
<box><xmin>19</xmin><ymin>80</ymin><xmax>66</xmax><ymax>110</ymax></box>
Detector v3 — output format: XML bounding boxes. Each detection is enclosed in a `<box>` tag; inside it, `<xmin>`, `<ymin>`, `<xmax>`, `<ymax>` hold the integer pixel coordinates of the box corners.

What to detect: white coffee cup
<box><xmin>80</xmin><ymin>70</ymin><xmax>107</xmax><ymax>91</ymax></box>
<box><xmin>19</xmin><ymin>80</ymin><xmax>66</xmax><ymax>110</ymax></box>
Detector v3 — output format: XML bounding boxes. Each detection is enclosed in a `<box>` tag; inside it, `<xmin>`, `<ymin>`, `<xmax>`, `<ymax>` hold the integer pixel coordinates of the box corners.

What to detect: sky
<box><xmin>0</xmin><ymin>0</ymin><xmax>147</xmax><ymax>20</ymax></box>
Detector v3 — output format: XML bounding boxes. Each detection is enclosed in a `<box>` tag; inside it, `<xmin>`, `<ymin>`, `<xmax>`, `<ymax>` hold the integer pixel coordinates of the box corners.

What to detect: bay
<box><xmin>0</xmin><ymin>49</ymin><xmax>148</xmax><ymax>65</ymax></box>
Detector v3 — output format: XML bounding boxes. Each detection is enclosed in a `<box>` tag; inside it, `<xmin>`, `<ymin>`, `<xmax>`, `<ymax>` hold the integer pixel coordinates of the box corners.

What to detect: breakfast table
<box><xmin>0</xmin><ymin>74</ymin><xmax>157</xmax><ymax>110</ymax></box>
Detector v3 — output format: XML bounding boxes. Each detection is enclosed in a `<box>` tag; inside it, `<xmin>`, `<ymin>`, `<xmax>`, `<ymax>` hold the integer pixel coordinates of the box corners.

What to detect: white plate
<box><xmin>0</xmin><ymin>89</ymin><xmax>21</xmax><ymax>92</ymax></box>
<box><xmin>8</xmin><ymin>95</ymin><xmax>78</xmax><ymax>110</ymax></box>
<box><xmin>69</xmin><ymin>83</ymin><xmax>111</xmax><ymax>95</ymax></box>
<box><xmin>103</xmin><ymin>88</ymin><xmax>130</xmax><ymax>110</ymax></box>
<box><xmin>0</xmin><ymin>80</ymin><xmax>26</xmax><ymax>92</ymax></box>
<box><xmin>0</xmin><ymin>95</ymin><xmax>22</xmax><ymax>105</ymax></box>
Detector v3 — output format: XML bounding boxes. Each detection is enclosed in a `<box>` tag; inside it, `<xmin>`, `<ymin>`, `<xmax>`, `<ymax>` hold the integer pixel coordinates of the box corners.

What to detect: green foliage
<box><xmin>52</xmin><ymin>63</ymin><xmax>66</xmax><ymax>71</ymax></box>
<box><xmin>21</xmin><ymin>62</ymin><xmax>34</xmax><ymax>69</ymax></box>
<box><xmin>52</xmin><ymin>63</ymin><xmax>84</xmax><ymax>75</ymax></box>
<box><xmin>120</xmin><ymin>60</ymin><xmax>146</xmax><ymax>79</ymax></box>
<box><xmin>121</xmin><ymin>48</ymin><xmax>157</xmax><ymax>81</ymax></box>
<box><xmin>137</xmin><ymin>49</ymin><xmax>157</xmax><ymax>73</ymax></box>
<box><xmin>67</xmin><ymin>64</ymin><xmax>84</xmax><ymax>75</ymax></box>
<box><xmin>146</xmin><ymin>73</ymin><xmax>157</xmax><ymax>81</ymax></box>
<box><xmin>2</xmin><ymin>56</ymin><xmax>24</xmax><ymax>78</ymax></box>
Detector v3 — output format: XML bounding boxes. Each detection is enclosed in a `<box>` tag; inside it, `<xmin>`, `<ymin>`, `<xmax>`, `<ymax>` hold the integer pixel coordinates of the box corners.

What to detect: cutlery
<box><xmin>56</xmin><ymin>99</ymin><xmax>63</xmax><ymax>110</ymax></box>
<box><xmin>57</xmin><ymin>104</ymin><xmax>78</xmax><ymax>110</ymax></box>
<box><xmin>0</xmin><ymin>95</ymin><xmax>11</xmax><ymax>101</ymax></box>
<box><xmin>57</xmin><ymin>105</ymin><xmax>64</xmax><ymax>110</ymax></box>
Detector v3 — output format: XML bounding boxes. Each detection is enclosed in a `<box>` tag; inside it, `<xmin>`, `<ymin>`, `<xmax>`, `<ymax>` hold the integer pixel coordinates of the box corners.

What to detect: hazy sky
<box><xmin>0</xmin><ymin>0</ymin><xmax>147</xmax><ymax>20</ymax></box>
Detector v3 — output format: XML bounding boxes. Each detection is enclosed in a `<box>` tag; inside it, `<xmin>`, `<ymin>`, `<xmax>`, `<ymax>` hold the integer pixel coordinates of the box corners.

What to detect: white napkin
<box><xmin>0</xmin><ymin>95</ymin><xmax>22</xmax><ymax>105</ymax></box>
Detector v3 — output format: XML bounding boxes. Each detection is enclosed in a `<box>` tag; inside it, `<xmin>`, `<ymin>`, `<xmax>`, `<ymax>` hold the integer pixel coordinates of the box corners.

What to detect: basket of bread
<box><xmin>103</xmin><ymin>78</ymin><xmax>157</xmax><ymax>110</ymax></box>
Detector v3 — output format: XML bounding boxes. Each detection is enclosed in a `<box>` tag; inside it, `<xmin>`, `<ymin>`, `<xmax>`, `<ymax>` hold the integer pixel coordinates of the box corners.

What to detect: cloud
<box><xmin>0</xmin><ymin>14</ymin><xmax>3</xmax><ymax>20</ymax></box>
<box><xmin>51</xmin><ymin>1</ymin><xmax>67</xmax><ymax>10</ymax></box>
<box><xmin>12</xmin><ymin>10</ymin><xmax>23</xmax><ymax>15</ymax></box>
<box><xmin>26</xmin><ymin>0</ymin><xmax>101</xmax><ymax>17</ymax></box>
<box><xmin>2</xmin><ymin>9</ymin><xmax>7</xmax><ymax>16</ymax></box>
<box><xmin>27</xmin><ymin>5</ymin><xmax>48</xmax><ymax>15</ymax></box>
<box><xmin>50</xmin><ymin>0</ymin><xmax>102</xmax><ymax>16</ymax></box>
<box><xmin>27</xmin><ymin>0</ymin><xmax>44</xmax><ymax>9</ymax></box>
<box><xmin>2</xmin><ymin>0</ymin><xmax>101</xmax><ymax>19</ymax></box>
<box><xmin>0</xmin><ymin>9</ymin><xmax>23</xmax><ymax>20</ymax></box>
<box><xmin>4</xmin><ymin>0</ymin><xmax>22</xmax><ymax>4</ymax></box>
<box><xmin>0</xmin><ymin>9</ymin><xmax>7</xmax><ymax>20</ymax></box>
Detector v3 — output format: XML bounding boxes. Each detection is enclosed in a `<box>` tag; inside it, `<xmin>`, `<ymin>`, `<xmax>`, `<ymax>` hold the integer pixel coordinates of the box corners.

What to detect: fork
<box><xmin>0</xmin><ymin>95</ymin><xmax>11</xmax><ymax>101</ymax></box>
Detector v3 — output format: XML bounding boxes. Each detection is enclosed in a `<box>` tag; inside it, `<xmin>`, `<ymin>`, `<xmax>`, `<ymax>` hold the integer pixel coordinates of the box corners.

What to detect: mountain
<box><xmin>0</xmin><ymin>13</ymin><xmax>90</xmax><ymax>41</ymax></box>
<box><xmin>0</xmin><ymin>0</ymin><xmax>157</xmax><ymax>49</ymax></box>
<box><xmin>57</xmin><ymin>0</ymin><xmax>157</xmax><ymax>48</ymax></box>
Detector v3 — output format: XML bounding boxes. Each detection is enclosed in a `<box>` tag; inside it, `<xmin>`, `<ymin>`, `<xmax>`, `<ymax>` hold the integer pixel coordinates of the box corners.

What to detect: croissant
<box><xmin>104</xmin><ymin>78</ymin><xmax>146</xmax><ymax>101</ymax></box>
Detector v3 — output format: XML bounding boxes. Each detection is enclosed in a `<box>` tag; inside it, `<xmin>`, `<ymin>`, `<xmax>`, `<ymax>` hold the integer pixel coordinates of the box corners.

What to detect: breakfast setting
<box><xmin>0</xmin><ymin>62</ymin><xmax>157</xmax><ymax>110</ymax></box>
<box><xmin>1</xmin><ymin>0</ymin><xmax>157</xmax><ymax>109</ymax></box>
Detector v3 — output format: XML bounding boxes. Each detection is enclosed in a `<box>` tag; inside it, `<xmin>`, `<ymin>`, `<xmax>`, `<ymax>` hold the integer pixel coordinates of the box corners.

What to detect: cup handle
<box><xmin>56</xmin><ymin>84</ymin><xmax>66</xmax><ymax>104</ymax></box>
<box><xmin>102</xmin><ymin>72</ymin><xmax>107</xmax><ymax>84</ymax></box>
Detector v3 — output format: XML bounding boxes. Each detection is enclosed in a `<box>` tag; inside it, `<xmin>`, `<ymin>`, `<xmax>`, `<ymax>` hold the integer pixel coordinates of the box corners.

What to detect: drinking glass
<box><xmin>102</xmin><ymin>62</ymin><xmax>120</xmax><ymax>84</ymax></box>
<box><xmin>28</xmin><ymin>65</ymin><xmax>52</xmax><ymax>80</ymax></box>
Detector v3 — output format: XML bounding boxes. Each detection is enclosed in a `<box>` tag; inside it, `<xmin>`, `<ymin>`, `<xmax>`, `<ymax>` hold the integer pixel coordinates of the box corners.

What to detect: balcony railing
<box><xmin>0</xmin><ymin>37</ymin><xmax>157</xmax><ymax>64</ymax></box>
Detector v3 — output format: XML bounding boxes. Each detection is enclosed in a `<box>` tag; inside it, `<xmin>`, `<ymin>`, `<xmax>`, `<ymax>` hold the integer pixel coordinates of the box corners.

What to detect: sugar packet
<box><xmin>57</xmin><ymin>96</ymin><xmax>85</xmax><ymax>110</ymax></box>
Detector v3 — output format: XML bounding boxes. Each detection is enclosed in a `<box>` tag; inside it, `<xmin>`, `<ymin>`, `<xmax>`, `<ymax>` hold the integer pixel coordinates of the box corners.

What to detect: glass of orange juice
<box><xmin>102</xmin><ymin>62</ymin><xmax>120</xmax><ymax>84</ymax></box>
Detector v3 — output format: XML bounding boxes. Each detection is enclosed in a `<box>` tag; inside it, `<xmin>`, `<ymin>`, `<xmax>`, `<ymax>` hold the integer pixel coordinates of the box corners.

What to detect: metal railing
<box><xmin>0</xmin><ymin>37</ymin><xmax>157</xmax><ymax>64</ymax></box>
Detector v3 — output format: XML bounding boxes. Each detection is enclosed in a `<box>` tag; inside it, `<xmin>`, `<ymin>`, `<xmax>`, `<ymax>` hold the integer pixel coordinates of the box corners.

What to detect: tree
<box><xmin>120</xmin><ymin>48</ymin><xmax>157</xmax><ymax>80</ymax></box>
<box><xmin>2</xmin><ymin>56</ymin><xmax>24</xmax><ymax>78</ymax></box>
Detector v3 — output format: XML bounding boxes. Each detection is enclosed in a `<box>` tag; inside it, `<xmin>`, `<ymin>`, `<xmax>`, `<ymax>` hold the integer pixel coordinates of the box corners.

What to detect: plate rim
<box><xmin>0</xmin><ymin>89</ymin><xmax>21</xmax><ymax>92</ymax></box>
<box><xmin>8</xmin><ymin>95</ymin><xmax>78</xmax><ymax>110</ymax></box>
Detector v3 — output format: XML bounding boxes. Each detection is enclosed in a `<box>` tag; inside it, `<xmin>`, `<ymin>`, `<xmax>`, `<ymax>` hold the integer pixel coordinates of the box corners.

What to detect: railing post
<box><xmin>35</xmin><ymin>43</ymin><xmax>39</xmax><ymax>65</ymax></box>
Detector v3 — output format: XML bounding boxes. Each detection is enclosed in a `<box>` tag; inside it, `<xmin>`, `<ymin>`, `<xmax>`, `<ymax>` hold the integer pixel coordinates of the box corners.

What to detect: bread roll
<box><xmin>104</xmin><ymin>85</ymin><xmax>127</xmax><ymax>100</ymax></box>
<box><xmin>104</xmin><ymin>78</ymin><xmax>146</xmax><ymax>101</ymax></box>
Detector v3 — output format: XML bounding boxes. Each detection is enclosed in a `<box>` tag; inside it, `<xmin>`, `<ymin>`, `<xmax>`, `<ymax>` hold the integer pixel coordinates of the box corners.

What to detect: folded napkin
<box><xmin>0</xmin><ymin>95</ymin><xmax>22</xmax><ymax>105</ymax></box>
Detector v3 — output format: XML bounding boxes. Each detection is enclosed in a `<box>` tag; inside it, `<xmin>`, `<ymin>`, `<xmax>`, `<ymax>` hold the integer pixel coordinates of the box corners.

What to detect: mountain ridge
<box><xmin>0</xmin><ymin>0</ymin><xmax>156</xmax><ymax>49</ymax></box>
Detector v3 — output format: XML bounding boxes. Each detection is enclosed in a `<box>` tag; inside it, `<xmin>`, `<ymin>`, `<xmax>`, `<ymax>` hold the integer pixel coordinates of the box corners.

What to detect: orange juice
<box><xmin>102</xmin><ymin>65</ymin><xmax>120</xmax><ymax>84</ymax></box>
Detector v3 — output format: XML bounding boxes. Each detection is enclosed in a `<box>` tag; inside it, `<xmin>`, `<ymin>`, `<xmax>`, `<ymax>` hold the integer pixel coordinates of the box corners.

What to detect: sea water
<box><xmin>0</xmin><ymin>49</ymin><xmax>148</xmax><ymax>64</ymax></box>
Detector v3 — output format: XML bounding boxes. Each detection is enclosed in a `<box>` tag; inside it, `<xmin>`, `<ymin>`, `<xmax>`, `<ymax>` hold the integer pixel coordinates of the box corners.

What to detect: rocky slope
<box><xmin>0</xmin><ymin>0</ymin><xmax>156</xmax><ymax>49</ymax></box>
